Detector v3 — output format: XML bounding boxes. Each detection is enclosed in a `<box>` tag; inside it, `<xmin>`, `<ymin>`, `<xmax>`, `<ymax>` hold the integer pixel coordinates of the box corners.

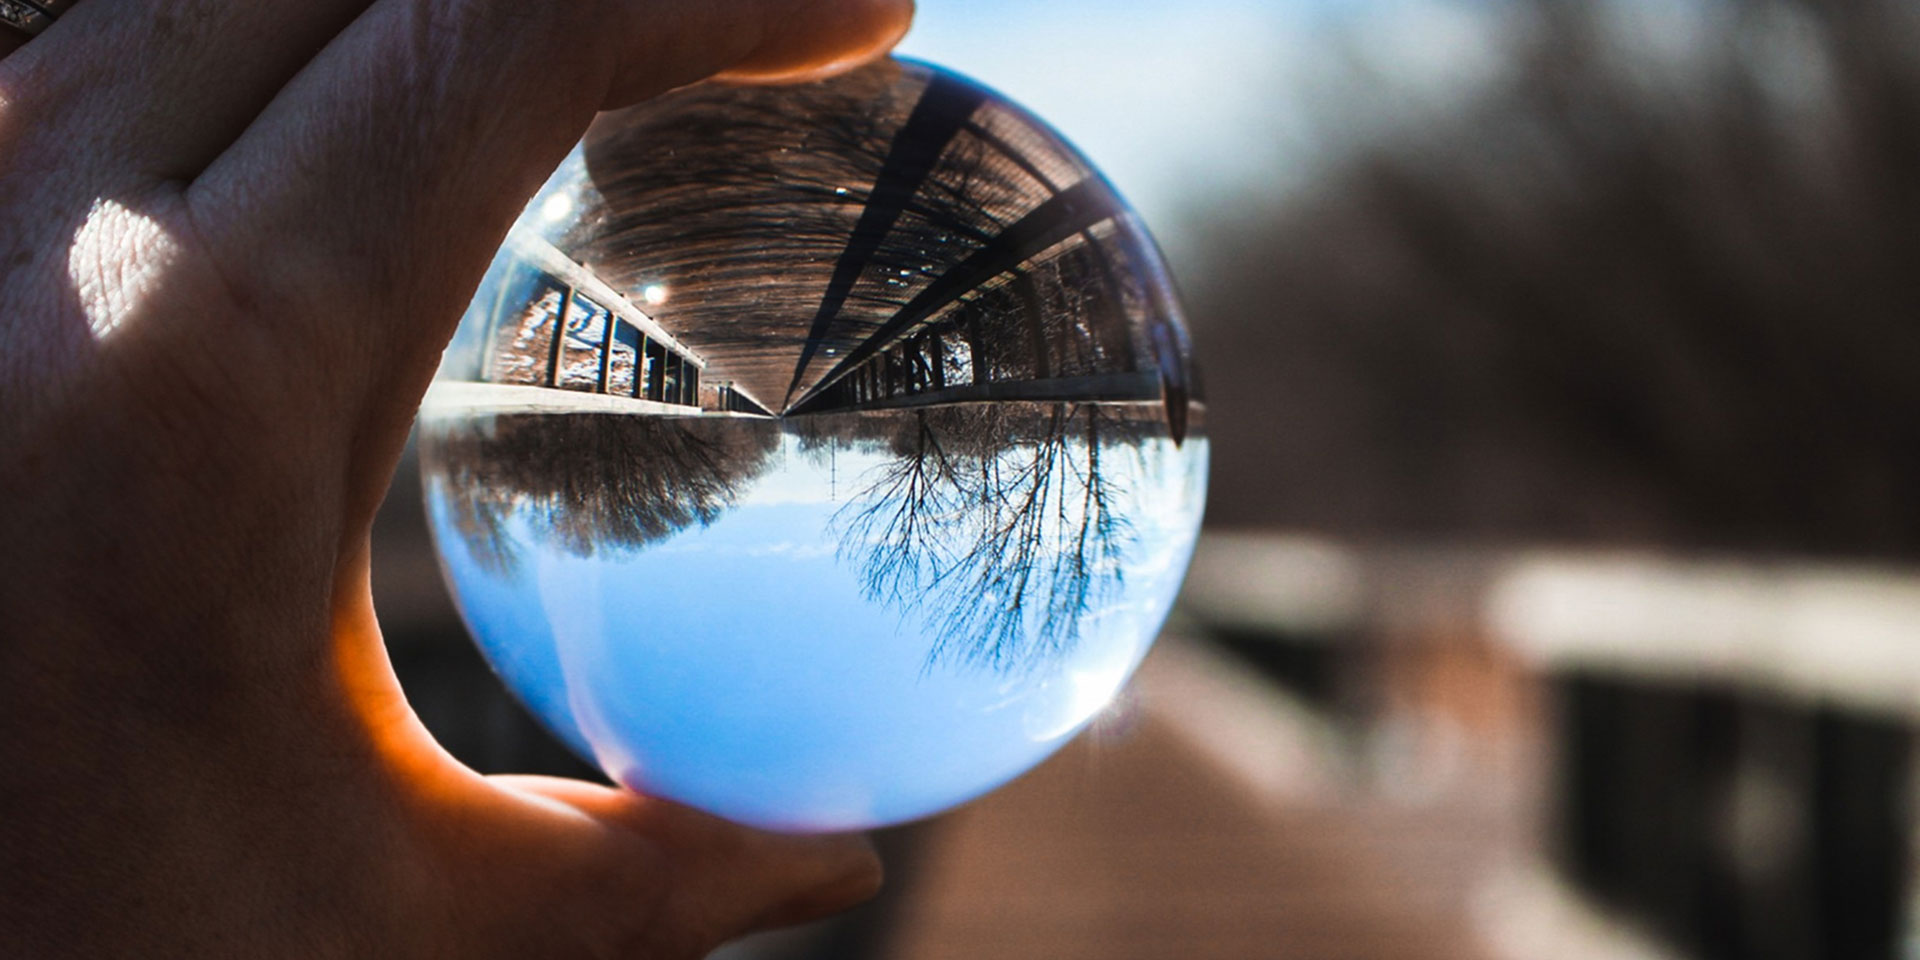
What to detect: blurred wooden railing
<box><xmin>1179</xmin><ymin>532</ymin><xmax>1920</xmax><ymax>960</ymax></box>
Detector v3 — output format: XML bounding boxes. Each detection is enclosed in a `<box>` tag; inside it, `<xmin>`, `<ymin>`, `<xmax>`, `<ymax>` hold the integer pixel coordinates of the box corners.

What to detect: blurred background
<box><xmin>374</xmin><ymin>1</ymin><xmax>1920</xmax><ymax>957</ymax></box>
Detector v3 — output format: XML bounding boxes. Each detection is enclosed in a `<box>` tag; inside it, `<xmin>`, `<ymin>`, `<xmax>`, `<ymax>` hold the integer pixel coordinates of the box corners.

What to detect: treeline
<box><xmin>1185</xmin><ymin>0</ymin><xmax>1920</xmax><ymax>558</ymax></box>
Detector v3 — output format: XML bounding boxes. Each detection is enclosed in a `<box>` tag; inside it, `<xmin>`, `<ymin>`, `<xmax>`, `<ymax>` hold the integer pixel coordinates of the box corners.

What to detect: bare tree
<box><xmin>423</xmin><ymin>413</ymin><xmax>781</xmax><ymax>574</ymax></box>
<box><xmin>833</xmin><ymin>403</ymin><xmax>1148</xmax><ymax>674</ymax></box>
<box><xmin>1185</xmin><ymin>0</ymin><xmax>1920</xmax><ymax>557</ymax></box>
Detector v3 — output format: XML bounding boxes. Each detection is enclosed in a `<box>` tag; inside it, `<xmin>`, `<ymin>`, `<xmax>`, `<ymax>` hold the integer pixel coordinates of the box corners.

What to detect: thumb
<box><xmin>177</xmin><ymin>0</ymin><xmax>914</xmax><ymax>534</ymax></box>
<box><xmin>327</xmin><ymin>557</ymin><xmax>879</xmax><ymax>957</ymax></box>
<box><xmin>492</xmin><ymin>775</ymin><xmax>883</xmax><ymax>956</ymax></box>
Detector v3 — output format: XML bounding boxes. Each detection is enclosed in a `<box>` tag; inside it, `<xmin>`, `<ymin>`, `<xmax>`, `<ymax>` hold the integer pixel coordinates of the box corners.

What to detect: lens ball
<box><xmin>421</xmin><ymin>59</ymin><xmax>1207</xmax><ymax>831</ymax></box>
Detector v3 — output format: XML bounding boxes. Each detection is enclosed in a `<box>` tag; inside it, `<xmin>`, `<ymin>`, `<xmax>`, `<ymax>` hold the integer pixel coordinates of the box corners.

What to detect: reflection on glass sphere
<box><xmin>420</xmin><ymin>58</ymin><xmax>1207</xmax><ymax>832</ymax></box>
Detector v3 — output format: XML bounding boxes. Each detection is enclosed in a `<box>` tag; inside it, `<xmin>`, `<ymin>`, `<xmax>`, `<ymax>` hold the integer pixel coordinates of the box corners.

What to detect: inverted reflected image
<box><xmin>421</xmin><ymin>58</ymin><xmax>1206</xmax><ymax>831</ymax></box>
<box><xmin>422</xmin><ymin>403</ymin><xmax>1205</xmax><ymax>830</ymax></box>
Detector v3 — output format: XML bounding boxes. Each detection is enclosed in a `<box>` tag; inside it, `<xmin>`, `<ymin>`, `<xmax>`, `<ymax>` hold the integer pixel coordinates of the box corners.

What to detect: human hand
<box><xmin>0</xmin><ymin>1</ymin><xmax>911</xmax><ymax>957</ymax></box>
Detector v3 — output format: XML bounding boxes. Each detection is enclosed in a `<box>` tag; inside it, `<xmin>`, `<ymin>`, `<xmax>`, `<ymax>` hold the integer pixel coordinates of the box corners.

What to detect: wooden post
<box><xmin>596</xmin><ymin>312</ymin><xmax>617</xmax><ymax>394</ymax></box>
<box><xmin>545</xmin><ymin>283</ymin><xmax>573</xmax><ymax>388</ymax></box>
<box><xmin>1014</xmin><ymin>272</ymin><xmax>1050</xmax><ymax>380</ymax></box>
<box><xmin>967</xmin><ymin>314</ymin><xmax>988</xmax><ymax>385</ymax></box>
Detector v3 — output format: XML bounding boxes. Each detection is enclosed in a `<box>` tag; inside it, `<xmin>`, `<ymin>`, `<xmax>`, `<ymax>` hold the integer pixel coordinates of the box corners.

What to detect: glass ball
<box><xmin>420</xmin><ymin>58</ymin><xmax>1207</xmax><ymax>832</ymax></box>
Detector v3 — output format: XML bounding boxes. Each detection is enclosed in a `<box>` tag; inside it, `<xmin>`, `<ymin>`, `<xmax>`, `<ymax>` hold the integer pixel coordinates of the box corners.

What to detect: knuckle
<box><xmin>411</xmin><ymin>0</ymin><xmax>611</xmax><ymax>74</ymax></box>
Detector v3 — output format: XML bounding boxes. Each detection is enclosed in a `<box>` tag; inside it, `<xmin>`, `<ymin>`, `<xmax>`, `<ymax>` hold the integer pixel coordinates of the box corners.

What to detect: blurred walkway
<box><xmin>877</xmin><ymin>640</ymin><xmax>1514</xmax><ymax>960</ymax></box>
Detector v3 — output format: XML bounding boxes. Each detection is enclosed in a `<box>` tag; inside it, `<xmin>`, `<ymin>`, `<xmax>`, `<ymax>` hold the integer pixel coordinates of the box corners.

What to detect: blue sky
<box><xmin>427</xmin><ymin>428</ymin><xmax>1209</xmax><ymax>830</ymax></box>
<box><xmin>894</xmin><ymin>0</ymin><xmax>1524</xmax><ymax>254</ymax></box>
<box><xmin>895</xmin><ymin>0</ymin><xmax>1310</xmax><ymax>241</ymax></box>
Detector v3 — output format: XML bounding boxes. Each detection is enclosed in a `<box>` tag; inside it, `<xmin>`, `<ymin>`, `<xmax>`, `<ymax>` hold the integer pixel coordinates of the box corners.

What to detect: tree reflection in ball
<box><xmin>419</xmin><ymin>59</ymin><xmax>1207</xmax><ymax>832</ymax></box>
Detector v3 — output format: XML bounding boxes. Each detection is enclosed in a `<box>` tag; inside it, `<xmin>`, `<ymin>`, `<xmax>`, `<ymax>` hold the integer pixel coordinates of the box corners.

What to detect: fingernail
<box><xmin>755</xmin><ymin>854</ymin><xmax>885</xmax><ymax>930</ymax></box>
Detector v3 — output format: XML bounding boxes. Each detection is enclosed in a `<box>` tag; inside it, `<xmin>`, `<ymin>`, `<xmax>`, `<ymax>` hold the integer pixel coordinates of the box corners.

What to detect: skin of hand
<box><xmin>0</xmin><ymin>0</ymin><xmax>912</xmax><ymax>957</ymax></box>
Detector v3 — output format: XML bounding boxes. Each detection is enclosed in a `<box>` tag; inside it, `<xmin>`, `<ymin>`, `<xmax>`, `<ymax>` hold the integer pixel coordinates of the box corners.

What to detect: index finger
<box><xmin>181</xmin><ymin>0</ymin><xmax>910</xmax><ymax>504</ymax></box>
